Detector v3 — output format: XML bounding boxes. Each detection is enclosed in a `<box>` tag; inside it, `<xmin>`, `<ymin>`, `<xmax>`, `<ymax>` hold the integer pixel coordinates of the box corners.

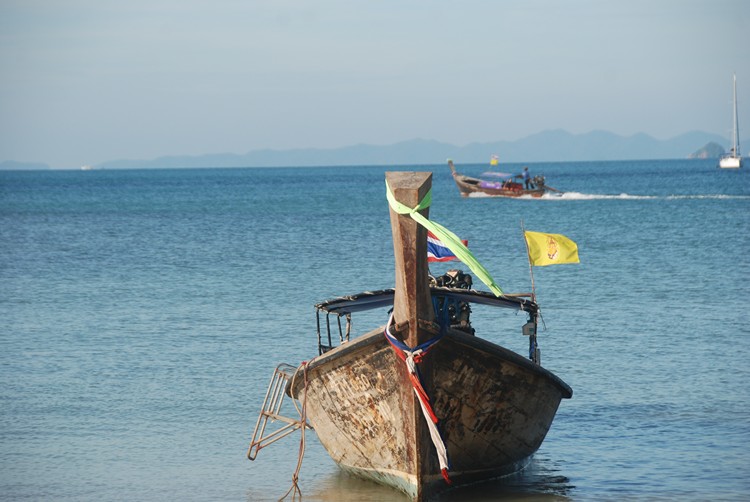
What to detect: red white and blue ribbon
<box><xmin>383</xmin><ymin>312</ymin><xmax>452</xmax><ymax>484</ymax></box>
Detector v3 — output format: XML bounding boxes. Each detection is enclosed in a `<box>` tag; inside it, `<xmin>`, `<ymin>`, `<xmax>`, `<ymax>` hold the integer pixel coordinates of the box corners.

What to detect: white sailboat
<box><xmin>719</xmin><ymin>73</ymin><xmax>743</xmax><ymax>169</ymax></box>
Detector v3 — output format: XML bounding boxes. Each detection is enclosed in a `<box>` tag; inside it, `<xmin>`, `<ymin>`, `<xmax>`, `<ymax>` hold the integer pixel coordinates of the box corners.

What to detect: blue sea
<box><xmin>1</xmin><ymin>159</ymin><xmax>749</xmax><ymax>501</ymax></box>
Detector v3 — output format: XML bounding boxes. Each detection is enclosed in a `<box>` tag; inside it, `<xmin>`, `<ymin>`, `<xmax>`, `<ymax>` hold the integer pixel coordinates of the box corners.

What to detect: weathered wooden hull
<box><xmin>289</xmin><ymin>326</ymin><xmax>572</xmax><ymax>500</ymax></box>
<box><xmin>452</xmin><ymin>173</ymin><xmax>546</xmax><ymax>198</ymax></box>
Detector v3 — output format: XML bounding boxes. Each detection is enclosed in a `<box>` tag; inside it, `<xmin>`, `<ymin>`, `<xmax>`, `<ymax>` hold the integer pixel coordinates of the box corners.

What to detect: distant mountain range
<box><xmin>2</xmin><ymin>129</ymin><xmax>745</xmax><ymax>170</ymax></box>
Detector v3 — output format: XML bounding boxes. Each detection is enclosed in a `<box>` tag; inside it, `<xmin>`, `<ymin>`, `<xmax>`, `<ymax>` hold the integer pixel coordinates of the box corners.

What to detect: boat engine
<box><xmin>430</xmin><ymin>270</ymin><xmax>475</xmax><ymax>336</ymax></box>
<box><xmin>532</xmin><ymin>175</ymin><xmax>546</xmax><ymax>188</ymax></box>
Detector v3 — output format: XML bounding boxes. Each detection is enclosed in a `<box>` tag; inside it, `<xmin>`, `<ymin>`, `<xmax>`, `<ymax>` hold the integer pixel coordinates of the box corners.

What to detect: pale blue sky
<box><xmin>1</xmin><ymin>0</ymin><xmax>748</xmax><ymax>168</ymax></box>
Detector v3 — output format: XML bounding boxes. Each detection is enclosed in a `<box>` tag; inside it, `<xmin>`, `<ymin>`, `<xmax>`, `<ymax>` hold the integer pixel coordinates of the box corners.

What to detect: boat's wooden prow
<box><xmin>386</xmin><ymin>171</ymin><xmax>435</xmax><ymax>348</ymax></box>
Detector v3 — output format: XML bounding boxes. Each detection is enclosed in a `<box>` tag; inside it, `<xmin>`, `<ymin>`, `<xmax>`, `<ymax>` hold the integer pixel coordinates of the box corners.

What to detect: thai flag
<box><xmin>427</xmin><ymin>231</ymin><xmax>467</xmax><ymax>262</ymax></box>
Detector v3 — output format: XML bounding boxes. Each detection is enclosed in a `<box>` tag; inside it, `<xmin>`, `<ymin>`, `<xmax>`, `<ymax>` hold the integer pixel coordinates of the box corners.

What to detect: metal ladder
<box><xmin>247</xmin><ymin>363</ymin><xmax>309</xmax><ymax>461</ymax></box>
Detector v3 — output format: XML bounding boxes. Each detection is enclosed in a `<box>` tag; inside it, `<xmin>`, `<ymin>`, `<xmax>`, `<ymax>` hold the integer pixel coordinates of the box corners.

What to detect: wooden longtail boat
<box><xmin>449</xmin><ymin>160</ymin><xmax>553</xmax><ymax>198</ymax></box>
<box><xmin>249</xmin><ymin>172</ymin><xmax>572</xmax><ymax>501</ymax></box>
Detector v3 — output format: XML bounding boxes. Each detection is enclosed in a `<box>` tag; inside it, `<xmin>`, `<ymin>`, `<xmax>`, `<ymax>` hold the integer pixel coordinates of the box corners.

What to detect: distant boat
<box><xmin>719</xmin><ymin>74</ymin><xmax>743</xmax><ymax>169</ymax></box>
<box><xmin>448</xmin><ymin>160</ymin><xmax>561</xmax><ymax>198</ymax></box>
<box><xmin>80</xmin><ymin>165</ymin><xmax>93</xmax><ymax>171</ymax></box>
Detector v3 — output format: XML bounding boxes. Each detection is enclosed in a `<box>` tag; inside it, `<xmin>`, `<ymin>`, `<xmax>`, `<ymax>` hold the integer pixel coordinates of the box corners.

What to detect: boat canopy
<box><xmin>315</xmin><ymin>287</ymin><xmax>538</xmax><ymax>316</ymax></box>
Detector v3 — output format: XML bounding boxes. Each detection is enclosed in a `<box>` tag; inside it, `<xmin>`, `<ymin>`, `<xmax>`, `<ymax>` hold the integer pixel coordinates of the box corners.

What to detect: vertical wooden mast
<box><xmin>386</xmin><ymin>172</ymin><xmax>435</xmax><ymax>348</ymax></box>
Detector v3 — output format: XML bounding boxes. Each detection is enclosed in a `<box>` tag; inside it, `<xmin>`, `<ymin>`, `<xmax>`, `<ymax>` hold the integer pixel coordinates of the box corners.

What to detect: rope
<box><xmin>279</xmin><ymin>362</ymin><xmax>309</xmax><ymax>501</ymax></box>
<box><xmin>385</xmin><ymin>180</ymin><xmax>503</xmax><ymax>297</ymax></box>
<box><xmin>384</xmin><ymin>313</ymin><xmax>452</xmax><ymax>485</ymax></box>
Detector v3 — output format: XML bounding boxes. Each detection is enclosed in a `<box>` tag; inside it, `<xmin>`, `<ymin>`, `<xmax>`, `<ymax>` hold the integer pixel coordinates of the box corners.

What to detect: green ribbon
<box><xmin>386</xmin><ymin>181</ymin><xmax>503</xmax><ymax>297</ymax></box>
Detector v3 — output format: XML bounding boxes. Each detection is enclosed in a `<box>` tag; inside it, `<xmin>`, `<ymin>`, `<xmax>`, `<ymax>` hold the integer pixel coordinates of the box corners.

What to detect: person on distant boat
<box><xmin>518</xmin><ymin>166</ymin><xmax>533</xmax><ymax>189</ymax></box>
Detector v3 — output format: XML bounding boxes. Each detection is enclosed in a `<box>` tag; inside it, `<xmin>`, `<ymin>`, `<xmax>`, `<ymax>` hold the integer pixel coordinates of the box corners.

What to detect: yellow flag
<box><xmin>524</xmin><ymin>231</ymin><xmax>580</xmax><ymax>267</ymax></box>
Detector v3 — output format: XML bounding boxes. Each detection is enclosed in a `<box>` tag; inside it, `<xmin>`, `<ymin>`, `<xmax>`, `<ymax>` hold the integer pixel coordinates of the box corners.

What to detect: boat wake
<box><xmin>542</xmin><ymin>192</ymin><xmax>750</xmax><ymax>201</ymax></box>
<box><xmin>467</xmin><ymin>191</ymin><xmax>750</xmax><ymax>200</ymax></box>
<box><xmin>665</xmin><ymin>194</ymin><xmax>750</xmax><ymax>200</ymax></box>
<box><xmin>547</xmin><ymin>192</ymin><xmax>657</xmax><ymax>200</ymax></box>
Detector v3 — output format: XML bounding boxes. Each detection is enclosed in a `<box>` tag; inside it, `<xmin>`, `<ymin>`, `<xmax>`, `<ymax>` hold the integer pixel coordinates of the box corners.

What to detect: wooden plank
<box><xmin>384</xmin><ymin>171</ymin><xmax>435</xmax><ymax>499</ymax></box>
<box><xmin>385</xmin><ymin>171</ymin><xmax>435</xmax><ymax>348</ymax></box>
